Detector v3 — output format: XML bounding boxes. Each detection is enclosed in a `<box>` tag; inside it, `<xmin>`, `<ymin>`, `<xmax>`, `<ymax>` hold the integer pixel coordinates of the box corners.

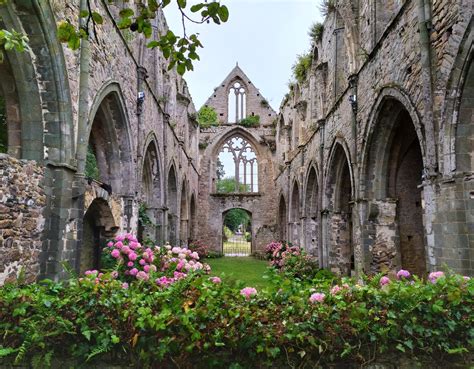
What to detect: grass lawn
<box><xmin>205</xmin><ymin>257</ymin><xmax>271</xmax><ymax>289</ymax></box>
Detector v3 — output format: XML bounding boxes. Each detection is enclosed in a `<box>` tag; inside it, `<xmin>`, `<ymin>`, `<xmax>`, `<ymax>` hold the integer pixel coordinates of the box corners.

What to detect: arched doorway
<box><xmin>222</xmin><ymin>208</ymin><xmax>252</xmax><ymax>256</ymax></box>
<box><xmin>87</xmin><ymin>89</ymin><xmax>133</xmax><ymax>195</ymax></box>
<box><xmin>290</xmin><ymin>181</ymin><xmax>301</xmax><ymax>245</ymax></box>
<box><xmin>304</xmin><ymin>167</ymin><xmax>319</xmax><ymax>256</ymax></box>
<box><xmin>325</xmin><ymin>143</ymin><xmax>354</xmax><ymax>276</ymax></box>
<box><xmin>179</xmin><ymin>181</ymin><xmax>188</xmax><ymax>246</ymax></box>
<box><xmin>80</xmin><ymin>198</ymin><xmax>118</xmax><ymax>273</ymax></box>
<box><xmin>278</xmin><ymin>195</ymin><xmax>288</xmax><ymax>241</ymax></box>
<box><xmin>138</xmin><ymin>140</ymin><xmax>162</xmax><ymax>244</ymax></box>
<box><xmin>365</xmin><ymin>97</ymin><xmax>426</xmax><ymax>275</ymax></box>
<box><xmin>167</xmin><ymin>165</ymin><xmax>178</xmax><ymax>245</ymax></box>
<box><xmin>189</xmin><ymin>194</ymin><xmax>197</xmax><ymax>242</ymax></box>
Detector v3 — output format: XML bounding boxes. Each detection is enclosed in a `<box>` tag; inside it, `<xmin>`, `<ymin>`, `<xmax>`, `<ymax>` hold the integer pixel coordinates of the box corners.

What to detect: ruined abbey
<box><xmin>0</xmin><ymin>0</ymin><xmax>473</xmax><ymax>284</ymax></box>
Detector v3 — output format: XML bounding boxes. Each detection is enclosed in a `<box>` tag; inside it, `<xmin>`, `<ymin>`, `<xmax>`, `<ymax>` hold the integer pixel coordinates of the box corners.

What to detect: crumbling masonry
<box><xmin>0</xmin><ymin>0</ymin><xmax>473</xmax><ymax>284</ymax></box>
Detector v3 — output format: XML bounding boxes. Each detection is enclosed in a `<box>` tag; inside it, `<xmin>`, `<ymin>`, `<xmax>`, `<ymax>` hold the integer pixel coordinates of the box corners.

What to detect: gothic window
<box><xmin>228</xmin><ymin>81</ymin><xmax>246</xmax><ymax>123</ymax></box>
<box><xmin>216</xmin><ymin>136</ymin><xmax>258</xmax><ymax>193</ymax></box>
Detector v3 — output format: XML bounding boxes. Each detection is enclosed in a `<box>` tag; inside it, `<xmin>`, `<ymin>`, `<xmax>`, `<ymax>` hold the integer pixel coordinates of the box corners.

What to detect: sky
<box><xmin>164</xmin><ymin>0</ymin><xmax>323</xmax><ymax>111</ymax></box>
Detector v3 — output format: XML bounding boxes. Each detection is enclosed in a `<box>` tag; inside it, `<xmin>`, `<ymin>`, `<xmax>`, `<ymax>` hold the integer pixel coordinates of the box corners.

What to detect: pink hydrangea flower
<box><xmin>309</xmin><ymin>292</ymin><xmax>325</xmax><ymax>303</ymax></box>
<box><xmin>115</xmin><ymin>235</ymin><xmax>125</xmax><ymax>242</ymax></box>
<box><xmin>128</xmin><ymin>252</ymin><xmax>137</xmax><ymax>261</ymax></box>
<box><xmin>156</xmin><ymin>276</ymin><xmax>172</xmax><ymax>287</ymax></box>
<box><xmin>463</xmin><ymin>276</ymin><xmax>471</xmax><ymax>281</ymax></box>
<box><xmin>121</xmin><ymin>282</ymin><xmax>129</xmax><ymax>289</ymax></box>
<box><xmin>139</xmin><ymin>259</ymin><xmax>147</xmax><ymax>266</ymax></box>
<box><xmin>172</xmin><ymin>247</ymin><xmax>181</xmax><ymax>254</ymax></box>
<box><xmin>240</xmin><ymin>287</ymin><xmax>257</xmax><ymax>300</ymax></box>
<box><xmin>191</xmin><ymin>252</ymin><xmax>200</xmax><ymax>260</ymax></box>
<box><xmin>107</xmin><ymin>241</ymin><xmax>114</xmax><ymax>247</ymax></box>
<box><xmin>129</xmin><ymin>241</ymin><xmax>139</xmax><ymax>250</ymax></box>
<box><xmin>114</xmin><ymin>241</ymin><xmax>123</xmax><ymax>249</ymax></box>
<box><xmin>380</xmin><ymin>276</ymin><xmax>391</xmax><ymax>286</ymax></box>
<box><xmin>111</xmin><ymin>249</ymin><xmax>121</xmax><ymax>259</ymax></box>
<box><xmin>127</xmin><ymin>261</ymin><xmax>134</xmax><ymax>267</ymax></box>
<box><xmin>143</xmin><ymin>265</ymin><xmax>151</xmax><ymax>273</ymax></box>
<box><xmin>210</xmin><ymin>276</ymin><xmax>221</xmax><ymax>284</ymax></box>
<box><xmin>136</xmin><ymin>271</ymin><xmax>149</xmax><ymax>281</ymax></box>
<box><xmin>121</xmin><ymin>245</ymin><xmax>130</xmax><ymax>254</ymax></box>
<box><xmin>111</xmin><ymin>271</ymin><xmax>118</xmax><ymax>279</ymax></box>
<box><xmin>428</xmin><ymin>271</ymin><xmax>445</xmax><ymax>283</ymax></box>
<box><xmin>396</xmin><ymin>269</ymin><xmax>411</xmax><ymax>279</ymax></box>
<box><xmin>330</xmin><ymin>285</ymin><xmax>342</xmax><ymax>295</ymax></box>
<box><xmin>129</xmin><ymin>268</ymin><xmax>138</xmax><ymax>276</ymax></box>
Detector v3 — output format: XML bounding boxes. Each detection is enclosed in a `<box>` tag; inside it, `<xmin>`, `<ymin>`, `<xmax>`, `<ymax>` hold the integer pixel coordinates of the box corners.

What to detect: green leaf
<box><xmin>92</xmin><ymin>12</ymin><xmax>104</xmax><ymax>25</ymax></box>
<box><xmin>82</xmin><ymin>330</ymin><xmax>92</xmax><ymax>341</ymax></box>
<box><xmin>119</xmin><ymin>8</ymin><xmax>134</xmax><ymax>18</ymax></box>
<box><xmin>190</xmin><ymin>4</ymin><xmax>205</xmax><ymax>12</ymax></box>
<box><xmin>177</xmin><ymin>63</ymin><xmax>186</xmax><ymax>75</ymax></box>
<box><xmin>177</xmin><ymin>0</ymin><xmax>187</xmax><ymax>8</ymax></box>
<box><xmin>80</xmin><ymin>10</ymin><xmax>89</xmax><ymax>18</ymax></box>
<box><xmin>396</xmin><ymin>343</ymin><xmax>405</xmax><ymax>352</ymax></box>
<box><xmin>217</xmin><ymin>5</ymin><xmax>229</xmax><ymax>22</ymax></box>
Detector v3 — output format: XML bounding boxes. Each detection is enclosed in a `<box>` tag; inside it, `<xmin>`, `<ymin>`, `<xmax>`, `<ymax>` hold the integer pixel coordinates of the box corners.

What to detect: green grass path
<box><xmin>206</xmin><ymin>257</ymin><xmax>270</xmax><ymax>289</ymax></box>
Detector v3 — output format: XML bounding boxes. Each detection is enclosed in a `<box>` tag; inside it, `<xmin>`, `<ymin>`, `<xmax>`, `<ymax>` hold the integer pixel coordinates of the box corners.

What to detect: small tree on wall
<box><xmin>197</xmin><ymin>106</ymin><xmax>219</xmax><ymax>128</ymax></box>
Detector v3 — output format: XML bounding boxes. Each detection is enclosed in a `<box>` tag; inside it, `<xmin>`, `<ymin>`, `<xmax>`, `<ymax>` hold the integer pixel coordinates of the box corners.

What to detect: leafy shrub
<box><xmin>292</xmin><ymin>53</ymin><xmax>312</xmax><ymax>84</ymax></box>
<box><xmin>1</xmin><ymin>268</ymin><xmax>472</xmax><ymax>368</ymax></box>
<box><xmin>238</xmin><ymin>115</ymin><xmax>260</xmax><ymax>127</ymax></box>
<box><xmin>265</xmin><ymin>241</ymin><xmax>324</xmax><ymax>281</ymax></box>
<box><xmin>188</xmin><ymin>239</ymin><xmax>211</xmax><ymax>258</ymax></box>
<box><xmin>197</xmin><ymin>105</ymin><xmax>219</xmax><ymax>128</ymax></box>
<box><xmin>309</xmin><ymin>22</ymin><xmax>324</xmax><ymax>44</ymax></box>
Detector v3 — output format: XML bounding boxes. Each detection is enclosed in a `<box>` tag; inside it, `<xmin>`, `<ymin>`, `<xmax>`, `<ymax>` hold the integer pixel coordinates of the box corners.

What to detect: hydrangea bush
<box><xmin>0</xmin><ymin>235</ymin><xmax>472</xmax><ymax>368</ymax></box>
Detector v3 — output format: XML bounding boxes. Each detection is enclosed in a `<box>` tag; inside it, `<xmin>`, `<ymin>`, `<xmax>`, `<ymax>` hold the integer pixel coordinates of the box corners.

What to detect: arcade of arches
<box><xmin>1</xmin><ymin>0</ymin><xmax>474</xmax><ymax>285</ymax></box>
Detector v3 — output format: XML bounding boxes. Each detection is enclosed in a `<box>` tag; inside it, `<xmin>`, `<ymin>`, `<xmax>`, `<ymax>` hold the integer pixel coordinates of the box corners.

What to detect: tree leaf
<box><xmin>217</xmin><ymin>5</ymin><xmax>229</xmax><ymax>22</ymax></box>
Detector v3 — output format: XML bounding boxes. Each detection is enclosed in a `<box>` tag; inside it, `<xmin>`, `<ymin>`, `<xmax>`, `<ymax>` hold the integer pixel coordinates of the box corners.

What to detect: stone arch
<box><xmin>210</xmin><ymin>127</ymin><xmax>262</xmax><ymax>194</ymax></box>
<box><xmin>179</xmin><ymin>179</ymin><xmax>189</xmax><ymax>246</ymax></box>
<box><xmin>441</xmin><ymin>20</ymin><xmax>474</xmax><ymax>174</ymax></box>
<box><xmin>80</xmin><ymin>198</ymin><xmax>118</xmax><ymax>274</ymax></box>
<box><xmin>363</xmin><ymin>96</ymin><xmax>427</xmax><ymax>276</ymax></box>
<box><xmin>289</xmin><ymin>179</ymin><xmax>301</xmax><ymax>245</ymax></box>
<box><xmin>87</xmin><ymin>82</ymin><xmax>133</xmax><ymax>195</ymax></box>
<box><xmin>138</xmin><ymin>137</ymin><xmax>163</xmax><ymax>243</ymax></box>
<box><xmin>167</xmin><ymin>164</ymin><xmax>179</xmax><ymax>245</ymax></box>
<box><xmin>189</xmin><ymin>193</ymin><xmax>197</xmax><ymax>241</ymax></box>
<box><xmin>324</xmin><ymin>139</ymin><xmax>354</xmax><ymax>275</ymax></box>
<box><xmin>221</xmin><ymin>207</ymin><xmax>253</xmax><ymax>255</ymax></box>
<box><xmin>226</xmin><ymin>77</ymin><xmax>248</xmax><ymax>123</ymax></box>
<box><xmin>0</xmin><ymin>0</ymin><xmax>73</xmax><ymax>162</ymax></box>
<box><xmin>360</xmin><ymin>87</ymin><xmax>426</xmax><ymax>197</ymax></box>
<box><xmin>304</xmin><ymin>164</ymin><xmax>319</xmax><ymax>255</ymax></box>
<box><xmin>278</xmin><ymin>194</ymin><xmax>288</xmax><ymax>242</ymax></box>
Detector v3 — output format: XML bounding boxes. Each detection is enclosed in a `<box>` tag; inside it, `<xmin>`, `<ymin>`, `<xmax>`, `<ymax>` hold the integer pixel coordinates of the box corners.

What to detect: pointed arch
<box><xmin>278</xmin><ymin>193</ymin><xmax>288</xmax><ymax>242</ymax></box>
<box><xmin>87</xmin><ymin>82</ymin><xmax>133</xmax><ymax>195</ymax></box>
<box><xmin>304</xmin><ymin>165</ymin><xmax>319</xmax><ymax>255</ymax></box>
<box><xmin>290</xmin><ymin>179</ymin><xmax>301</xmax><ymax>245</ymax></box>
<box><xmin>167</xmin><ymin>164</ymin><xmax>179</xmax><ymax>245</ymax></box>
<box><xmin>324</xmin><ymin>139</ymin><xmax>354</xmax><ymax>275</ymax></box>
<box><xmin>189</xmin><ymin>193</ymin><xmax>197</xmax><ymax>241</ymax></box>
<box><xmin>179</xmin><ymin>179</ymin><xmax>189</xmax><ymax>246</ymax></box>
<box><xmin>0</xmin><ymin>1</ymin><xmax>74</xmax><ymax>162</ymax></box>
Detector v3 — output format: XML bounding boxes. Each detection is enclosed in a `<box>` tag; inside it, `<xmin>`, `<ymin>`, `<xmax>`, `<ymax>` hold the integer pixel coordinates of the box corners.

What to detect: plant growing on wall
<box><xmin>292</xmin><ymin>53</ymin><xmax>312</xmax><ymax>85</ymax></box>
<box><xmin>309</xmin><ymin>22</ymin><xmax>324</xmax><ymax>44</ymax></box>
<box><xmin>197</xmin><ymin>106</ymin><xmax>219</xmax><ymax>128</ymax></box>
<box><xmin>260</xmin><ymin>99</ymin><xmax>270</xmax><ymax>108</ymax></box>
<box><xmin>320</xmin><ymin>0</ymin><xmax>336</xmax><ymax>17</ymax></box>
<box><xmin>85</xmin><ymin>145</ymin><xmax>99</xmax><ymax>180</ymax></box>
<box><xmin>239</xmin><ymin>115</ymin><xmax>260</xmax><ymax>128</ymax></box>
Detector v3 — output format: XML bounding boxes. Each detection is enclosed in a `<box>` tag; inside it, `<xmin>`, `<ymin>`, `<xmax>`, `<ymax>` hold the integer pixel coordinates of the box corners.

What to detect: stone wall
<box><xmin>0</xmin><ymin>155</ymin><xmax>45</xmax><ymax>284</ymax></box>
<box><xmin>274</xmin><ymin>0</ymin><xmax>474</xmax><ymax>276</ymax></box>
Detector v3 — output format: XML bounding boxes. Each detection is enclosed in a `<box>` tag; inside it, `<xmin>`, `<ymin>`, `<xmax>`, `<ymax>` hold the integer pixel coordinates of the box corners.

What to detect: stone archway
<box><xmin>278</xmin><ymin>195</ymin><xmax>288</xmax><ymax>241</ymax></box>
<box><xmin>364</xmin><ymin>98</ymin><xmax>427</xmax><ymax>276</ymax></box>
<box><xmin>87</xmin><ymin>86</ymin><xmax>133</xmax><ymax>196</ymax></box>
<box><xmin>179</xmin><ymin>180</ymin><xmax>188</xmax><ymax>246</ymax></box>
<box><xmin>167</xmin><ymin>165</ymin><xmax>178</xmax><ymax>245</ymax></box>
<box><xmin>222</xmin><ymin>208</ymin><xmax>252</xmax><ymax>256</ymax></box>
<box><xmin>325</xmin><ymin>142</ymin><xmax>354</xmax><ymax>276</ymax></box>
<box><xmin>304</xmin><ymin>166</ymin><xmax>319</xmax><ymax>256</ymax></box>
<box><xmin>290</xmin><ymin>181</ymin><xmax>301</xmax><ymax>246</ymax></box>
<box><xmin>138</xmin><ymin>139</ymin><xmax>162</xmax><ymax>244</ymax></box>
<box><xmin>80</xmin><ymin>198</ymin><xmax>118</xmax><ymax>273</ymax></box>
<box><xmin>189</xmin><ymin>194</ymin><xmax>197</xmax><ymax>241</ymax></box>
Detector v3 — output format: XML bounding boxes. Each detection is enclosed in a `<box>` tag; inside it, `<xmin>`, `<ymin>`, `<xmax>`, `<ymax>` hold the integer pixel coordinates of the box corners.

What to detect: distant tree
<box><xmin>224</xmin><ymin>208</ymin><xmax>250</xmax><ymax>233</ymax></box>
<box><xmin>216</xmin><ymin>158</ymin><xmax>225</xmax><ymax>180</ymax></box>
<box><xmin>216</xmin><ymin>177</ymin><xmax>249</xmax><ymax>193</ymax></box>
<box><xmin>85</xmin><ymin>145</ymin><xmax>99</xmax><ymax>180</ymax></box>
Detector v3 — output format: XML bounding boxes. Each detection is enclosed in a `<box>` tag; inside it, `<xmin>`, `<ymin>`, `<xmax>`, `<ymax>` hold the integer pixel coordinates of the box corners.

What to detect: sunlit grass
<box><xmin>206</xmin><ymin>257</ymin><xmax>271</xmax><ymax>289</ymax></box>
